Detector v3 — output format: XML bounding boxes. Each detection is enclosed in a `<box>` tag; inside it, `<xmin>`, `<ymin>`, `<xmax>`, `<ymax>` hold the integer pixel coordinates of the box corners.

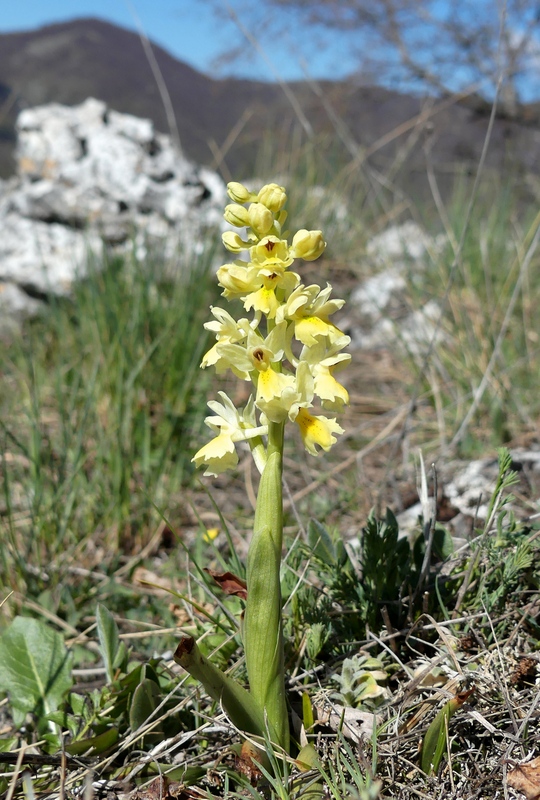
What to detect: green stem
<box><xmin>244</xmin><ymin>419</ymin><xmax>289</xmax><ymax>753</ymax></box>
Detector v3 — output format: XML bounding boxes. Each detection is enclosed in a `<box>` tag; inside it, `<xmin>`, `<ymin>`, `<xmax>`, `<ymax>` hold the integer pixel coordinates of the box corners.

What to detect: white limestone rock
<box><xmin>395</xmin><ymin>447</ymin><xmax>540</xmax><ymax>549</ymax></box>
<box><xmin>351</xmin><ymin>267</ymin><xmax>407</xmax><ymax>323</ymax></box>
<box><xmin>367</xmin><ymin>220</ymin><xmax>444</xmax><ymax>265</ymax></box>
<box><xmin>346</xmin><ymin>222</ymin><xmax>447</xmax><ymax>353</ymax></box>
<box><xmin>14</xmin><ymin>98</ymin><xmax>226</xmax><ymax>233</ymax></box>
<box><xmin>0</xmin><ymin>283</ymin><xmax>44</xmax><ymax>335</ymax></box>
<box><xmin>0</xmin><ymin>98</ymin><xmax>227</xmax><ymax>323</ymax></box>
<box><xmin>0</xmin><ymin>212</ymin><xmax>103</xmax><ymax>294</ymax></box>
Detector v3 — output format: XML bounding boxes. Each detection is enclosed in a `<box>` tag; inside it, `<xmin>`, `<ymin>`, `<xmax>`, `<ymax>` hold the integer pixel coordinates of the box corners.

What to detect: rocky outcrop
<box><xmin>0</xmin><ymin>97</ymin><xmax>227</xmax><ymax>328</ymax></box>
<box><xmin>396</xmin><ymin>448</ymin><xmax>540</xmax><ymax>549</ymax></box>
<box><xmin>342</xmin><ymin>221</ymin><xmax>447</xmax><ymax>354</ymax></box>
<box><xmin>0</xmin><ymin>97</ymin><xmax>450</xmax><ymax>356</ymax></box>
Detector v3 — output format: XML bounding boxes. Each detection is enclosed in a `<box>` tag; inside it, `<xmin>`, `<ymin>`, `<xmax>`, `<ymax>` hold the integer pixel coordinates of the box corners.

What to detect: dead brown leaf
<box><xmin>508</xmin><ymin>756</ymin><xmax>540</xmax><ymax>800</ymax></box>
<box><xmin>205</xmin><ymin>568</ymin><xmax>247</xmax><ymax>599</ymax></box>
<box><xmin>235</xmin><ymin>740</ymin><xmax>264</xmax><ymax>786</ymax></box>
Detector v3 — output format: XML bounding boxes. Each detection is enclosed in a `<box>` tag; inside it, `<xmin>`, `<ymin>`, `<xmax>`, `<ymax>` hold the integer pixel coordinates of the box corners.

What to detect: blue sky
<box><xmin>1</xmin><ymin>0</ymin><xmax>359</xmax><ymax>82</ymax></box>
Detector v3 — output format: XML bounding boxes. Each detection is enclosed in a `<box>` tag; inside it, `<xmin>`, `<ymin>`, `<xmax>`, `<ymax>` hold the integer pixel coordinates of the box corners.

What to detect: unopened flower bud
<box><xmin>257</xmin><ymin>183</ymin><xmax>287</xmax><ymax>212</ymax></box>
<box><xmin>291</xmin><ymin>229</ymin><xmax>326</xmax><ymax>261</ymax></box>
<box><xmin>224</xmin><ymin>203</ymin><xmax>250</xmax><ymax>227</ymax></box>
<box><xmin>248</xmin><ymin>202</ymin><xmax>274</xmax><ymax>236</ymax></box>
<box><xmin>222</xmin><ymin>231</ymin><xmax>249</xmax><ymax>253</ymax></box>
<box><xmin>227</xmin><ymin>181</ymin><xmax>255</xmax><ymax>204</ymax></box>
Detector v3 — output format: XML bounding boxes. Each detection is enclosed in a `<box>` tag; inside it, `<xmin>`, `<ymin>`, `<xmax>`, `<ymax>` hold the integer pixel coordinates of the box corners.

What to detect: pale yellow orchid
<box><xmin>211</xmin><ymin>322</ymin><xmax>289</xmax><ymax>381</ymax></box>
<box><xmin>255</xmin><ymin>371</ymin><xmax>297</xmax><ymax>422</ymax></box>
<box><xmin>222</xmin><ymin>231</ymin><xmax>252</xmax><ymax>253</ymax></box>
<box><xmin>226</xmin><ymin>181</ymin><xmax>256</xmax><ymax>204</ymax></box>
<box><xmin>257</xmin><ymin>183</ymin><xmax>287</xmax><ymax>212</ymax></box>
<box><xmin>188</xmin><ymin>179</ymin><xmax>350</xmax><ymax>758</ymax></box>
<box><xmin>223</xmin><ymin>203</ymin><xmax>250</xmax><ymax>228</ymax></box>
<box><xmin>254</xmin><ymin>359</ymin><xmax>312</xmax><ymax>424</ymax></box>
<box><xmin>192</xmin><ymin>392</ymin><xmax>267</xmax><ymax>477</ymax></box>
<box><xmin>301</xmin><ymin>340</ymin><xmax>351</xmax><ymax>410</ymax></box>
<box><xmin>243</xmin><ymin>269</ymin><xmax>300</xmax><ymax>318</ymax></box>
<box><xmin>290</xmin><ymin>229</ymin><xmax>326</xmax><ymax>261</ymax></box>
<box><xmin>250</xmin><ymin>236</ymin><xmax>294</xmax><ymax>269</ymax></box>
<box><xmin>247</xmin><ymin>203</ymin><xmax>275</xmax><ymax>237</ymax></box>
<box><xmin>276</xmin><ymin>283</ymin><xmax>347</xmax><ymax>347</ymax></box>
<box><xmin>294</xmin><ymin>407</ymin><xmax>344</xmax><ymax>455</ymax></box>
<box><xmin>217</xmin><ymin>262</ymin><xmax>263</xmax><ymax>299</ymax></box>
<box><xmin>201</xmin><ymin>307</ymin><xmax>251</xmax><ymax>372</ymax></box>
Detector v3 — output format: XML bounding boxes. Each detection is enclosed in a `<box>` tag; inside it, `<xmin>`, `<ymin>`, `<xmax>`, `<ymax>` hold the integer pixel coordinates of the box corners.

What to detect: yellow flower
<box><xmin>301</xmin><ymin>341</ymin><xmax>351</xmax><ymax>410</ymax></box>
<box><xmin>196</xmin><ymin>178</ymin><xmax>349</xmax><ymax>470</ymax></box>
<box><xmin>192</xmin><ymin>392</ymin><xmax>267</xmax><ymax>476</ymax></box>
<box><xmin>201</xmin><ymin>307</ymin><xmax>251</xmax><ymax>371</ymax></box>
<box><xmin>245</xmin><ymin>286</ymin><xmax>280</xmax><ymax>318</ymax></box>
<box><xmin>294</xmin><ymin>408</ymin><xmax>344</xmax><ymax>455</ymax></box>
<box><xmin>243</xmin><ymin>269</ymin><xmax>300</xmax><ymax>318</ymax></box>
<box><xmin>312</xmin><ymin>362</ymin><xmax>350</xmax><ymax>410</ymax></box>
<box><xmin>257</xmin><ymin>183</ymin><xmax>287</xmax><ymax>212</ymax></box>
<box><xmin>211</xmin><ymin>323</ymin><xmax>289</xmax><ymax>381</ymax></box>
<box><xmin>291</xmin><ymin>229</ymin><xmax>326</xmax><ymax>261</ymax></box>
<box><xmin>217</xmin><ymin>263</ymin><xmax>262</xmax><ymax>298</ymax></box>
<box><xmin>193</xmin><ymin>432</ymin><xmax>238</xmax><ymax>476</ymax></box>
<box><xmin>222</xmin><ymin>231</ymin><xmax>251</xmax><ymax>253</ymax></box>
<box><xmin>248</xmin><ymin>203</ymin><xmax>274</xmax><ymax>237</ymax></box>
<box><xmin>203</xmin><ymin>527</ymin><xmax>220</xmax><ymax>543</ymax></box>
<box><xmin>250</xmin><ymin>236</ymin><xmax>294</xmax><ymax>268</ymax></box>
<box><xmin>277</xmin><ymin>284</ymin><xmax>347</xmax><ymax>347</ymax></box>
<box><xmin>224</xmin><ymin>203</ymin><xmax>250</xmax><ymax>227</ymax></box>
<box><xmin>256</xmin><ymin>370</ymin><xmax>297</xmax><ymax>422</ymax></box>
<box><xmin>255</xmin><ymin>359</ymin><xmax>314</xmax><ymax>424</ymax></box>
<box><xmin>218</xmin><ymin>261</ymin><xmax>299</xmax><ymax>316</ymax></box>
<box><xmin>227</xmin><ymin>181</ymin><xmax>255</xmax><ymax>204</ymax></box>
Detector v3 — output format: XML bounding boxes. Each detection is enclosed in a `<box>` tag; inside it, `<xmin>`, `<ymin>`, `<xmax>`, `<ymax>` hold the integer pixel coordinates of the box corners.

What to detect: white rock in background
<box><xmin>396</xmin><ymin>448</ymin><xmax>540</xmax><ymax>549</ymax></box>
<box><xmin>359</xmin><ymin>299</ymin><xmax>444</xmax><ymax>354</ymax></box>
<box><xmin>367</xmin><ymin>220</ymin><xmax>444</xmax><ymax>265</ymax></box>
<box><xmin>444</xmin><ymin>450</ymin><xmax>540</xmax><ymax>520</ymax></box>
<box><xmin>0</xmin><ymin>213</ymin><xmax>103</xmax><ymax>294</ymax></box>
<box><xmin>0</xmin><ymin>283</ymin><xmax>44</xmax><ymax>335</ymax></box>
<box><xmin>8</xmin><ymin>179</ymin><xmax>119</xmax><ymax>226</ymax></box>
<box><xmin>17</xmin><ymin>104</ymin><xmax>86</xmax><ymax>179</ymax></box>
<box><xmin>0</xmin><ymin>98</ymin><xmax>227</xmax><ymax>324</ymax></box>
<box><xmin>351</xmin><ymin>268</ymin><xmax>407</xmax><ymax>324</ymax></box>
<box><xmin>14</xmin><ymin>97</ymin><xmax>226</xmax><ymax>226</ymax></box>
<box><xmin>347</xmin><ymin>222</ymin><xmax>447</xmax><ymax>354</ymax></box>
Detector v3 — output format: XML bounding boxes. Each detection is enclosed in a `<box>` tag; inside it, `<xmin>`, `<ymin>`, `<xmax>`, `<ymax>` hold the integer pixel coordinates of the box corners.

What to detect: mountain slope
<box><xmin>0</xmin><ymin>17</ymin><xmax>538</xmax><ymax>200</ymax></box>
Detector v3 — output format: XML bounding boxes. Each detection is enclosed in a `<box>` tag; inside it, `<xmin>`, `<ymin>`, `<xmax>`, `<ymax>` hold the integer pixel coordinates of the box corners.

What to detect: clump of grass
<box><xmin>0</xmin><ymin>239</ymin><xmax>219</xmax><ymax>617</ymax></box>
<box><xmin>409</xmin><ymin>186</ymin><xmax>540</xmax><ymax>456</ymax></box>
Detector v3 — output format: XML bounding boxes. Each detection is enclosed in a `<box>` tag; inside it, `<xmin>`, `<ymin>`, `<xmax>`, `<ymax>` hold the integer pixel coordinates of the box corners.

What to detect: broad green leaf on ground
<box><xmin>96</xmin><ymin>603</ymin><xmax>127</xmax><ymax>682</ymax></box>
<box><xmin>129</xmin><ymin>678</ymin><xmax>160</xmax><ymax>731</ymax></box>
<box><xmin>129</xmin><ymin>677</ymin><xmax>162</xmax><ymax>746</ymax></box>
<box><xmin>0</xmin><ymin>616</ymin><xmax>73</xmax><ymax>719</ymax></box>
<box><xmin>65</xmin><ymin>727</ymin><xmax>119</xmax><ymax>756</ymax></box>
